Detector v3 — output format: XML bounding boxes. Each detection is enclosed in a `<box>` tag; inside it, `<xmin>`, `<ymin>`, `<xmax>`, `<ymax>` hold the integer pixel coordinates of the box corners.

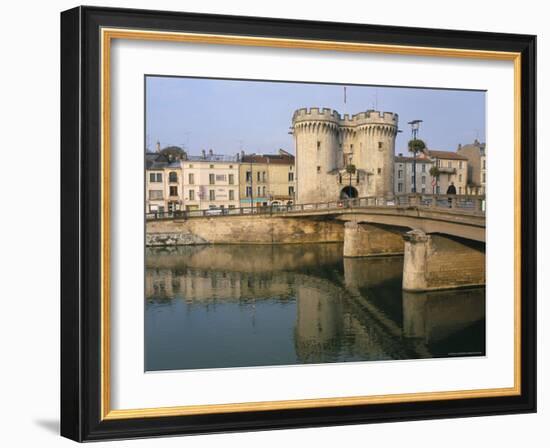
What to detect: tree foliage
<box><xmin>408</xmin><ymin>139</ymin><xmax>426</xmax><ymax>153</ymax></box>
<box><xmin>429</xmin><ymin>166</ymin><xmax>441</xmax><ymax>178</ymax></box>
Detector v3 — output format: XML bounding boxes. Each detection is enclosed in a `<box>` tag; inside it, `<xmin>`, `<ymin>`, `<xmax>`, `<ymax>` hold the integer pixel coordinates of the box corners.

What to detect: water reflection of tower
<box><xmin>294</xmin><ymin>281</ymin><xmax>343</xmax><ymax>363</ymax></box>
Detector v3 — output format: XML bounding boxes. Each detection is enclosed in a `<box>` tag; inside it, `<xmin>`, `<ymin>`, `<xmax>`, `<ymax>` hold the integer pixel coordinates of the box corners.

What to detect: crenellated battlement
<box><xmin>292</xmin><ymin>107</ymin><xmax>342</xmax><ymax>123</ymax></box>
<box><xmin>293</xmin><ymin>108</ymin><xmax>398</xmax><ymax>128</ymax></box>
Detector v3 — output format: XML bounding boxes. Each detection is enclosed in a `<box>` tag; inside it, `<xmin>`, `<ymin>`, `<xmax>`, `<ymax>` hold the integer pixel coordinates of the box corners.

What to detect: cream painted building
<box><xmin>239</xmin><ymin>149</ymin><xmax>295</xmax><ymax>207</ymax></box>
<box><xmin>394</xmin><ymin>149</ymin><xmax>468</xmax><ymax>195</ymax></box>
<box><xmin>457</xmin><ymin>140</ymin><xmax>486</xmax><ymax>195</ymax></box>
<box><xmin>428</xmin><ymin>150</ymin><xmax>468</xmax><ymax>195</ymax></box>
<box><xmin>182</xmin><ymin>152</ymin><xmax>240</xmax><ymax>211</ymax></box>
<box><xmin>145</xmin><ymin>152</ymin><xmax>184</xmax><ymax>214</ymax></box>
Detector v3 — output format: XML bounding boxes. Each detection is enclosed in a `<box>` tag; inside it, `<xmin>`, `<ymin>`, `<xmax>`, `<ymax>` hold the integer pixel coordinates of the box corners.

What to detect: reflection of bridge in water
<box><xmin>146</xmin><ymin>244</ymin><xmax>485</xmax><ymax>368</ymax></box>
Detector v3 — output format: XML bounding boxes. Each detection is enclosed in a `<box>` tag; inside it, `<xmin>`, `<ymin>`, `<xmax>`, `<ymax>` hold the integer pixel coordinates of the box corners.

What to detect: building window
<box><xmin>377</xmin><ymin>168</ymin><xmax>382</xmax><ymax>174</ymax></box>
<box><xmin>169</xmin><ymin>171</ymin><xmax>178</xmax><ymax>183</ymax></box>
<box><xmin>149</xmin><ymin>190</ymin><xmax>163</xmax><ymax>200</ymax></box>
<box><xmin>459</xmin><ymin>187</ymin><xmax>462</xmax><ymax>194</ymax></box>
<box><xmin>421</xmin><ymin>164</ymin><xmax>426</xmax><ymax>173</ymax></box>
<box><xmin>398</xmin><ymin>169</ymin><xmax>403</xmax><ymax>179</ymax></box>
<box><xmin>459</xmin><ymin>174</ymin><xmax>463</xmax><ymax>182</ymax></box>
<box><xmin>257</xmin><ymin>186</ymin><xmax>261</xmax><ymax>196</ymax></box>
<box><xmin>149</xmin><ymin>172</ymin><xmax>162</xmax><ymax>183</ymax></box>
<box><xmin>448</xmin><ymin>161</ymin><xmax>452</xmax><ymax>168</ymax></box>
<box><xmin>189</xmin><ymin>190</ymin><xmax>195</xmax><ymax>200</ymax></box>
<box><xmin>421</xmin><ymin>175</ymin><xmax>426</xmax><ymax>184</ymax></box>
<box><xmin>482</xmin><ymin>173</ymin><xmax>486</xmax><ymax>183</ymax></box>
<box><xmin>421</xmin><ymin>187</ymin><xmax>426</xmax><ymax>193</ymax></box>
<box><xmin>188</xmin><ymin>173</ymin><xmax>194</xmax><ymax>184</ymax></box>
<box><xmin>397</xmin><ymin>183</ymin><xmax>403</xmax><ymax>193</ymax></box>
<box><xmin>209</xmin><ymin>164</ymin><xmax>214</xmax><ymax>169</ymax></box>
<box><xmin>228</xmin><ymin>174</ymin><xmax>234</xmax><ymax>184</ymax></box>
<box><xmin>317</xmin><ymin>141</ymin><xmax>321</xmax><ymax>150</ymax></box>
<box><xmin>262</xmin><ymin>172</ymin><xmax>266</xmax><ymax>182</ymax></box>
<box><xmin>209</xmin><ymin>189</ymin><xmax>215</xmax><ymax>201</ymax></box>
<box><xmin>257</xmin><ymin>172</ymin><xmax>261</xmax><ymax>182</ymax></box>
<box><xmin>436</xmin><ymin>186</ymin><xmax>441</xmax><ymax>194</ymax></box>
<box><xmin>350</xmin><ymin>144</ymin><xmax>354</xmax><ymax>153</ymax></box>
<box><xmin>215</xmin><ymin>174</ymin><xmax>226</xmax><ymax>182</ymax></box>
<box><xmin>189</xmin><ymin>164</ymin><xmax>193</xmax><ymax>168</ymax></box>
<box><xmin>289</xmin><ymin>186</ymin><xmax>295</xmax><ymax>196</ymax></box>
<box><xmin>229</xmin><ymin>165</ymin><xmax>233</xmax><ymax>169</ymax></box>
<box><xmin>317</xmin><ymin>166</ymin><xmax>321</xmax><ymax>173</ymax></box>
<box><xmin>229</xmin><ymin>190</ymin><xmax>235</xmax><ymax>200</ymax></box>
<box><xmin>169</xmin><ymin>186</ymin><xmax>178</xmax><ymax>197</ymax></box>
<box><xmin>246</xmin><ymin>186</ymin><xmax>252</xmax><ymax>197</ymax></box>
<box><xmin>288</xmin><ymin>172</ymin><xmax>294</xmax><ymax>181</ymax></box>
<box><xmin>209</xmin><ymin>173</ymin><xmax>215</xmax><ymax>185</ymax></box>
<box><xmin>459</xmin><ymin>161</ymin><xmax>463</xmax><ymax>169</ymax></box>
<box><xmin>262</xmin><ymin>186</ymin><xmax>266</xmax><ymax>196</ymax></box>
<box><xmin>482</xmin><ymin>159</ymin><xmax>486</xmax><ymax>169</ymax></box>
<box><xmin>378</xmin><ymin>142</ymin><xmax>383</xmax><ymax>149</ymax></box>
<box><xmin>246</xmin><ymin>171</ymin><xmax>252</xmax><ymax>182</ymax></box>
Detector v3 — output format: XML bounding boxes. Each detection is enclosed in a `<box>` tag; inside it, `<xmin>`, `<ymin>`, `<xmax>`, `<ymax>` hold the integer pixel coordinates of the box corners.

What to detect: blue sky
<box><xmin>145</xmin><ymin>76</ymin><xmax>485</xmax><ymax>156</ymax></box>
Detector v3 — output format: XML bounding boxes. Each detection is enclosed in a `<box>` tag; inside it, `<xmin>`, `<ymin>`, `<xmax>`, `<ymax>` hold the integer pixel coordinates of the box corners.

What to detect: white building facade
<box><xmin>182</xmin><ymin>154</ymin><xmax>240</xmax><ymax>211</ymax></box>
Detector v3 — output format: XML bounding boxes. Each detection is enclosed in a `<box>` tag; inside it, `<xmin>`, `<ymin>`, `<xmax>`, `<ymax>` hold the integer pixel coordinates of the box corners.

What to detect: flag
<box><xmin>344</xmin><ymin>86</ymin><xmax>347</xmax><ymax>104</ymax></box>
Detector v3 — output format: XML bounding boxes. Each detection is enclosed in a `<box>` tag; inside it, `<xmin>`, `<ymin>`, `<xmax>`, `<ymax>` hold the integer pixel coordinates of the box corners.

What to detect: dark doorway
<box><xmin>340</xmin><ymin>186</ymin><xmax>358</xmax><ymax>199</ymax></box>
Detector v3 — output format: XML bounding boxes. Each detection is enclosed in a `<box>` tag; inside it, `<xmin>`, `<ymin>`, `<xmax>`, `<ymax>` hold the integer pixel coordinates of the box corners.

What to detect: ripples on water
<box><xmin>145</xmin><ymin>244</ymin><xmax>485</xmax><ymax>371</ymax></box>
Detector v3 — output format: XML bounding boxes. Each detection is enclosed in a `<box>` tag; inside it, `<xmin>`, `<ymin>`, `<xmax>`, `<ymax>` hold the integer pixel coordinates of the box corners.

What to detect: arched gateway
<box><xmin>340</xmin><ymin>186</ymin><xmax>358</xmax><ymax>199</ymax></box>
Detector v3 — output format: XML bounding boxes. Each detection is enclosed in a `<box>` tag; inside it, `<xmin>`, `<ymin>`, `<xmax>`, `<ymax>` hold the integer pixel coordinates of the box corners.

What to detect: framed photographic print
<box><xmin>60</xmin><ymin>6</ymin><xmax>536</xmax><ymax>442</ymax></box>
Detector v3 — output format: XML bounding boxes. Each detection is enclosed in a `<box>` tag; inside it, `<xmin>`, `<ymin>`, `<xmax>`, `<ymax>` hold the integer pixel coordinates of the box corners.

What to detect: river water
<box><xmin>145</xmin><ymin>243</ymin><xmax>485</xmax><ymax>371</ymax></box>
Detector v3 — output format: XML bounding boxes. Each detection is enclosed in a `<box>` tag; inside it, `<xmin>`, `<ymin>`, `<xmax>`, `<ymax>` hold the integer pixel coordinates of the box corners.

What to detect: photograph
<box><xmin>144</xmin><ymin>76</ymin><xmax>487</xmax><ymax>371</ymax></box>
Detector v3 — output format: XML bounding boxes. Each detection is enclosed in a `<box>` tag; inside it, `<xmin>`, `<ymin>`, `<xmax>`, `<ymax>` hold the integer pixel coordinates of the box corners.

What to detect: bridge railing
<box><xmin>145</xmin><ymin>194</ymin><xmax>486</xmax><ymax>221</ymax></box>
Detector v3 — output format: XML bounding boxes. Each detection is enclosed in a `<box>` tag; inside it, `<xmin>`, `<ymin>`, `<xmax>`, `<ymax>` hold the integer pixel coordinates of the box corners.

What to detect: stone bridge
<box><xmin>146</xmin><ymin>194</ymin><xmax>486</xmax><ymax>292</ymax></box>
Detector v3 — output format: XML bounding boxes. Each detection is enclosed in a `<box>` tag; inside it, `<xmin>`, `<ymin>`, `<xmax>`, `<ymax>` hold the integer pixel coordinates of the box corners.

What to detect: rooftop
<box><xmin>187</xmin><ymin>153</ymin><xmax>239</xmax><ymax>162</ymax></box>
<box><xmin>241</xmin><ymin>153</ymin><xmax>295</xmax><ymax>165</ymax></box>
<box><xmin>427</xmin><ymin>150</ymin><xmax>469</xmax><ymax>161</ymax></box>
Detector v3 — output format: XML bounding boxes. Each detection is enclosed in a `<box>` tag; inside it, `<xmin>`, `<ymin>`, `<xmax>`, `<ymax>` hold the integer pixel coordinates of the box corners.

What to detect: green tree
<box><xmin>408</xmin><ymin>139</ymin><xmax>426</xmax><ymax>154</ymax></box>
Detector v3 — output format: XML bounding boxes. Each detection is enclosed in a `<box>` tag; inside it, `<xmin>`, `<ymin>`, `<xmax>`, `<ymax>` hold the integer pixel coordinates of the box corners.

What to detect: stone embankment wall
<box><xmin>146</xmin><ymin>216</ymin><xmax>344</xmax><ymax>246</ymax></box>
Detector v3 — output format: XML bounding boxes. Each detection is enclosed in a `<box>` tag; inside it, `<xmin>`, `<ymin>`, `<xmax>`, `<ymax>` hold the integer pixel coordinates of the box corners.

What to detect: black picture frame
<box><xmin>61</xmin><ymin>5</ymin><xmax>536</xmax><ymax>442</ymax></box>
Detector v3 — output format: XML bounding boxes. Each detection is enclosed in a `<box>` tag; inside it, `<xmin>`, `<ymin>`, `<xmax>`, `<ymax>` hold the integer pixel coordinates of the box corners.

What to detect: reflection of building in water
<box><xmin>294</xmin><ymin>283</ymin><xmax>344</xmax><ymax>363</ymax></box>
<box><xmin>146</xmin><ymin>267</ymin><xmax>295</xmax><ymax>304</ymax></box>
<box><xmin>402</xmin><ymin>289</ymin><xmax>486</xmax><ymax>345</ymax></box>
<box><xmin>146</xmin><ymin>245</ymin><xmax>486</xmax><ymax>365</ymax></box>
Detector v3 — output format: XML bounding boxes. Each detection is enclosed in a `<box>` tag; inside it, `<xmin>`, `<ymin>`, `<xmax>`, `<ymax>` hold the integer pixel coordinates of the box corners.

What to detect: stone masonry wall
<box><xmin>146</xmin><ymin>216</ymin><xmax>344</xmax><ymax>246</ymax></box>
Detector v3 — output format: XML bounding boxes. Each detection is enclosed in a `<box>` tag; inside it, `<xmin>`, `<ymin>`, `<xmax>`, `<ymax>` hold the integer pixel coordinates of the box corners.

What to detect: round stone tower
<box><xmin>292</xmin><ymin>108</ymin><xmax>398</xmax><ymax>203</ymax></box>
<box><xmin>292</xmin><ymin>108</ymin><xmax>340</xmax><ymax>204</ymax></box>
<box><xmin>353</xmin><ymin>111</ymin><xmax>398</xmax><ymax>197</ymax></box>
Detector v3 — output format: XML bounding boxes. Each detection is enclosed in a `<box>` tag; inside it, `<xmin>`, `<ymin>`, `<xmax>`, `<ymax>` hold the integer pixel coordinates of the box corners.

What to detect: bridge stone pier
<box><xmin>403</xmin><ymin>230</ymin><xmax>485</xmax><ymax>291</ymax></box>
<box><xmin>343</xmin><ymin>222</ymin><xmax>404</xmax><ymax>257</ymax></box>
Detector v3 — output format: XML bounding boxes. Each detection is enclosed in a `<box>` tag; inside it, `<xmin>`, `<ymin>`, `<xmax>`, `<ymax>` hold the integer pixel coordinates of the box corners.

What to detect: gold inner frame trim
<box><xmin>100</xmin><ymin>27</ymin><xmax>522</xmax><ymax>421</ymax></box>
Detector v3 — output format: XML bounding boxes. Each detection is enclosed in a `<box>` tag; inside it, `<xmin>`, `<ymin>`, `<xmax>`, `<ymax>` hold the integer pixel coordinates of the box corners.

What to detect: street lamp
<box><xmin>408</xmin><ymin>119</ymin><xmax>423</xmax><ymax>193</ymax></box>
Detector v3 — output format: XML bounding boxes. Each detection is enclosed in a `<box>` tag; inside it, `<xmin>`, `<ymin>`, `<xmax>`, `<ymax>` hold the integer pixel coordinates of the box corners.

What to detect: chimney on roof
<box><xmin>209</xmin><ymin>149</ymin><xmax>213</xmax><ymax>156</ymax></box>
<box><xmin>474</xmin><ymin>138</ymin><xmax>480</xmax><ymax>145</ymax></box>
<box><xmin>241</xmin><ymin>150</ymin><xmax>245</xmax><ymax>159</ymax></box>
<box><xmin>201</xmin><ymin>149</ymin><xmax>206</xmax><ymax>159</ymax></box>
<box><xmin>156</xmin><ymin>141</ymin><xmax>161</xmax><ymax>153</ymax></box>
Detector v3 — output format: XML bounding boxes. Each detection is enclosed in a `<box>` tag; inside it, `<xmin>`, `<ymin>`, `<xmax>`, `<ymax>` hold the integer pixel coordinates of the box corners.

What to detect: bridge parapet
<box><xmin>145</xmin><ymin>194</ymin><xmax>486</xmax><ymax>221</ymax></box>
